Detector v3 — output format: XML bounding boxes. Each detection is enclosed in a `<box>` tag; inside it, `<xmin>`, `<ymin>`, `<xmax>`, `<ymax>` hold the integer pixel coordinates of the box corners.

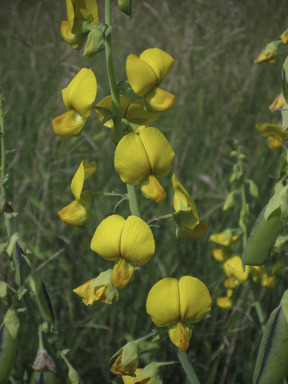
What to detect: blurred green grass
<box><xmin>1</xmin><ymin>0</ymin><xmax>288</xmax><ymax>383</ymax></box>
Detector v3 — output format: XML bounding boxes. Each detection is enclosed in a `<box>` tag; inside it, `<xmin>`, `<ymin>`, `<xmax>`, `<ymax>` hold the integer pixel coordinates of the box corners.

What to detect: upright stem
<box><xmin>0</xmin><ymin>93</ymin><xmax>11</xmax><ymax>238</ymax></box>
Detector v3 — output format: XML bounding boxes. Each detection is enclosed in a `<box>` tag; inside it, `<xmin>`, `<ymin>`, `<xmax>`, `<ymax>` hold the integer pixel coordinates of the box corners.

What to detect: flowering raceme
<box><xmin>52</xmin><ymin>68</ymin><xmax>97</xmax><ymax>138</ymax></box>
<box><xmin>172</xmin><ymin>174</ymin><xmax>207</xmax><ymax>241</ymax></box>
<box><xmin>58</xmin><ymin>159</ymin><xmax>97</xmax><ymax>226</ymax></box>
<box><xmin>126</xmin><ymin>48</ymin><xmax>175</xmax><ymax>113</ymax></box>
<box><xmin>61</xmin><ymin>0</ymin><xmax>99</xmax><ymax>50</ymax></box>
<box><xmin>95</xmin><ymin>95</ymin><xmax>159</xmax><ymax>132</ymax></box>
<box><xmin>91</xmin><ymin>215</ymin><xmax>155</xmax><ymax>289</ymax></box>
<box><xmin>146</xmin><ymin>276</ymin><xmax>211</xmax><ymax>351</ymax></box>
<box><xmin>114</xmin><ymin>128</ymin><xmax>175</xmax><ymax>203</ymax></box>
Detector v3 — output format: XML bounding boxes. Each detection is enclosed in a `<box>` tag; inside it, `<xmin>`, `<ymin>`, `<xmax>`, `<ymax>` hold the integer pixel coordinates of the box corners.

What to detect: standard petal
<box><xmin>140</xmin><ymin>48</ymin><xmax>174</xmax><ymax>85</ymax></box>
<box><xmin>125</xmin><ymin>99</ymin><xmax>159</xmax><ymax>130</ymax></box>
<box><xmin>139</xmin><ymin>128</ymin><xmax>175</xmax><ymax>177</ymax></box>
<box><xmin>58</xmin><ymin>199</ymin><xmax>90</xmax><ymax>226</ymax></box>
<box><xmin>144</xmin><ymin>87</ymin><xmax>175</xmax><ymax>113</ymax></box>
<box><xmin>75</xmin><ymin>0</ymin><xmax>100</xmax><ymax>27</ymax></box>
<box><xmin>63</xmin><ymin>68</ymin><xmax>97</xmax><ymax>118</ymax></box>
<box><xmin>179</xmin><ymin>276</ymin><xmax>211</xmax><ymax>323</ymax></box>
<box><xmin>114</xmin><ymin>132</ymin><xmax>150</xmax><ymax>184</ymax></box>
<box><xmin>60</xmin><ymin>20</ymin><xmax>75</xmax><ymax>43</ymax></box>
<box><xmin>146</xmin><ymin>278</ymin><xmax>180</xmax><ymax>327</ymax></box>
<box><xmin>139</xmin><ymin>175</ymin><xmax>166</xmax><ymax>203</ymax></box>
<box><xmin>126</xmin><ymin>54</ymin><xmax>157</xmax><ymax>96</ymax></box>
<box><xmin>90</xmin><ymin>215</ymin><xmax>125</xmax><ymax>260</ymax></box>
<box><xmin>52</xmin><ymin>110</ymin><xmax>85</xmax><ymax>138</ymax></box>
<box><xmin>120</xmin><ymin>216</ymin><xmax>155</xmax><ymax>264</ymax></box>
<box><xmin>65</xmin><ymin>0</ymin><xmax>75</xmax><ymax>31</ymax></box>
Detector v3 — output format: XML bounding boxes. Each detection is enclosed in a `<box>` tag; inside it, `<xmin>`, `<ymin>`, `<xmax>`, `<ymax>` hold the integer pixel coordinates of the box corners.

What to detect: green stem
<box><xmin>177</xmin><ymin>350</ymin><xmax>200</xmax><ymax>384</ymax></box>
<box><xmin>0</xmin><ymin>93</ymin><xmax>11</xmax><ymax>238</ymax></box>
<box><xmin>146</xmin><ymin>213</ymin><xmax>175</xmax><ymax>225</ymax></box>
<box><xmin>23</xmin><ymin>293</ymin><xmax>66</xmax><ymax>381</ymax></box>
<box><xmin>237</xmin><ymin>145</ymin><xmax>248</xmax><ymax>248</ymax></box>
<box><xmin>104</xmin><ymin>0</ymin><xmax>123</xmax><ymax>143</ymax></box>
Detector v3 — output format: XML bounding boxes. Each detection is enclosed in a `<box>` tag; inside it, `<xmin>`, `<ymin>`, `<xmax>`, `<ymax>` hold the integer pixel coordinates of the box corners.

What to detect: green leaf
<box><xmin>281</xmin><ymin>102</ymin><xmax>288</xmax><ymax>131</ymax></box>
<box><xmin>223</xmin><ymin>190</ymin><xmax>240</xmax><ymax>211</ymax></box>
<box><xmin>265</xmin><ymin>184</ymin><xmax>288</xmax><ymax>221</ymax></box>
<box><xmin>264</xmin><ymin>40</ymin><xmax>282</xmax><ymax>55</ymax></box>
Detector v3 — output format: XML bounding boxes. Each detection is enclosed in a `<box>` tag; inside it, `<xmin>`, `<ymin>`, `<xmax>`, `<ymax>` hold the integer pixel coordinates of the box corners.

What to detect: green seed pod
<box><xmin>117</xmin><ymin>0</ymin><xmax>132</xmax><ymax>16</ymax></box>
<box><xmin>242</xmin><ymin>205</ymin><xmax>281</xmax><ymax>266</ymax></box>
<box><xmin>253</xmin><ymin>291</ymin><xmax>288</xmax><ymax>384</ymax></box>
<box><xmin>0</xmin><ymin>323</ymin><xmax>19</xmax><ymax>384</ymax></box>
<box><xmin>29</xmin><ymin>370</ymin><xmax>57</xmax><ymax>384</ymax></box>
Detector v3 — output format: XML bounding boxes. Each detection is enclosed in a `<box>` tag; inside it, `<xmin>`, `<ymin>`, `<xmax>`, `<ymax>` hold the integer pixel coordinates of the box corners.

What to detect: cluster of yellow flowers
<box><xmin>52</xmin><ymin>1</ymin><xmax>212</xmax><ymax>380</ymax></box>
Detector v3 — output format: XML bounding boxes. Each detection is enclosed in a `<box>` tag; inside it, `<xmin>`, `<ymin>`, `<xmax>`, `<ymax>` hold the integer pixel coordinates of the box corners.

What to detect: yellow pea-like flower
<box><xmin>223</xmin><ymin>255</ymin><xmax>249</xmax><ymax>286</ymax></box>
<box><xmin>172</xmin><ymin>174</ymin><xmax>207</xmax><ymax>241</ymax></box>
<box><xmin>114</xmin><ymin>127</ymin><xmax>175</xmax><ymax>203</ymax></box>
<box><xmin>256</xmin><ymin>123</ymin><xmax>288</xmax><ymax>150</ymax></box>
<box><xmin>146</xmin><ymin>276</ymin><xmax>211</xmax><ymax>351</ymax></box>
<box><xmin>52</xmin><ymin>68</ymin><xmax>97</xmax><ymax>138</ymax></box>
<box><xmin>216</xmin><ymin>289</ymin><xmax>234</xmax><ymax>310</ymax></box>
<box><xmin>95</xmin><ymin>95</ymin><xmax>159</xmax><ymax>132</ymax></box>
<box><xmin>91</xmin><ymin>215</ymin><xmax>155</xmax><ymax>289</ymax></box>
<box><xmin>58</xmin><ymin>159</ymin><xmax>97</xmax><ymax>226</ymax></box>
<box><xmin>209</xmin><ymin>232</ymin><xmax>240</xmax><ymax>262</ymax></box>
<box><xmin>269</xmin><ymin>92</ymin><xmax>286</xmax><ymax>112</ymax></box>
<box><xmin>126</xmin><ymin>48</ymin><xmax>175</xmax><ymax>112</ymax></box>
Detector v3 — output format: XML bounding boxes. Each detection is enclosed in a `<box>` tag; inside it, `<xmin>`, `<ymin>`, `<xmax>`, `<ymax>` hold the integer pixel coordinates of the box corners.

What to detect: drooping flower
<box><xmin>73</xmin><ymin>269</ymin><xmax>118</xmax><ymax>305</ymax></box>
<box><xmin>146</xmin><ymin>276</ymin><xmax>211</xmax><ymax>351</ymax></box>
<box><xmin>61</xmin><ymin>0</ymin><xmax>99</xmax><ymax>50</ymax></box>
<box><xmin>114</xmin><ymin>128</ymin><xmax>175</xmax><ymax>203</ymax></box>
<box><xmin>254</xmin><ymin>41</ymin><xmax>282</xmax><ymax>65</ymax></box>
<box><xmin>269</xmin><ymin>93</ymin><xmax>286</xmax><ymax>112</ymax></box>
<box><xmin>209</xmin><ymin>232</ymin><xmax>240</xmax><ymax>262</ymax></box>
<box><xmin>91</xmin><ymin>215</ymin><xmax>155</xmax><ymax>289</ymax></box>
<box><xmin>256</xmin><ymin>123</ymin><xmax>288</xmax><ymax>150</ymax></box>
<box><xmin>95</xmin><ymin>95</ymin><xmax>159</xmax><ymax>132</ymax></box>
<box><xmin>223</xmin><ymin>255</ymin><xmax>249</xmax><ymax>289</ymax></box>
<box><xmin>172</xmin><ymin>174</ymin><xmax>207</xmax><ymax>241</ymax></box>
<box><xmin>126</xmin><ymin>48</ymin><xmax>175</xmax><ymax>112</ymax></box>
<box><xmin>52</xmin><ymin>68</ymin><xmax>97</xmax><ymax>138</ymax></box>
<box><xmin>58</xmin><ymin>159</ymin><xmax>97</xmax><ymax>225</ymax></box>
<box><xmin>110</xmin><ymin>340</ymin><xmax>140</xmax><ymax>376</ymax></box>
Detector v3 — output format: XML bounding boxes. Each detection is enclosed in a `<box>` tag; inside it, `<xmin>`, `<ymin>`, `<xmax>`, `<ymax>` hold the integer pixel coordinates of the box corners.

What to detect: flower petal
<box><xmin>62</xmin><ymin>68</ymin><xmax>97</xmax><ymax>118</ymax></box>
<box><xmin>96</xmin><ymin>95</ymin><xmax>131</xmax><ymax>127</ymax></box>
<box><xmin>179</xmin><ymin>276</ymin><xmax>211</xmax><ymax>323</ymax></box>
<box><xmin>216</xmin><ymin>292</ymin><xmax>234</xmax><ymax>310</ymax></box>
<box><xmin>146</xmin><ymin>278</ymin><xmax>180</xmax><ymax>327</ymax></box>
<box><xmin>140</xmin><ymin>128</ymin><xmax>175</xmax><ymax>177</ymax></box>
<box><xmin>58</xmin><ymin>199</ymin><xmax>90</xmax><ymax>226</ymax></box>
<box><xmin>60</xmin><ymin>20</ymin><xmax>75</xmax><ymax>43</ymax></box>
<box><xmin>52</xmin><ymin>109</ymin><xmax>85</xmax><ymax>138</ymax></box>
<box><xmin>114</xmin><ymin>132</ymin><xmax>150</xmax><ymax>184</ymax></box>
<box><xmin>71</xmin><ymin>160</ymin><xmax>97</xmax><ymax>200</ymax></box>
<box><xmin>139</xmin><ymin>175</ymin><xmax>166</xmax><ymax>203</ymax></box>
<box><xmin>112</xmin><ymin>259</ymin><xmax>135</xmax><ymax>289</ymax></box>
<box><xmin>120</xmin><ymin>216</ymin><xmax>155</xmax><ymax>264</ymax></box>
<box><xmin>125</xmin><ymin>99</ymin><xmax>159</xmax><ymax>130</ymax></box>
<box><xmin>223</xmin><ymin>256</ymin><xmax>249</xmax><ymax>283</ymax></box>
<box><xmin>140</xmin><ymin>48</ymin><xmax>174</xmax><ymax>85</ymax></box>
<box><xmin>91</xmin><ymin>215</ymin><xmax>125</xmax><ymax>260</ymax></box>
<box><xmin>126</xmin><ymin>54</ymin><xmax>157</xmax><ymax>96</ymax></box>
<box><xmin>269</xmin><ymin>93</ymin><xmax>286</xmax><ymax>111</ymax></box>
<box><xmin>65</xmin><ymin>0</ymin><xmax>75</xmax><ymax>31</ymax></box>
<box><xmin>168</xmin><ymin>321</ymin><xmax>191</xmax><ymax>352</ymax></box>
<box><xmin>209</xmin><ymin>232</ymin><xmax>240</xmax><ymax>247</ymax></box>
<box><xmin>172</xmin><ymin>174</ymin><xmax>199</xmax><ymax>215</ymax></box>
<box><xmin>185</xmin><ymin>220</ymin><xmax>208</xmax><ymax>241</ymax></box>
<box><xmin>73</xmin><ymin>278</ymin><xmax>110</xmax><ymax>305</ymax></box>
<box><xmin>144</xmin><ymin>87</ymin><xmax>175</xmax><ymax>113</ymax></box>
<box><xmin>75</xmin><ymin>0</ymin><xmax>99</xmax><ymax>27</ymax></box>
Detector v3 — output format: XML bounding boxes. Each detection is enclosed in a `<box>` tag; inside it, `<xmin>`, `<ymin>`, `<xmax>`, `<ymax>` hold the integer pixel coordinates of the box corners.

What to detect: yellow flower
<box><xmin>126</xmin><ymin>48</ymin><xmax>175</xmax><ymax>112</ymax></box>
<box><xmin>269</xmin><ymin>93</ymin><xmax>286</xmax><ymax>112</ymax></box>
<box><xmin>122</xmin><ymin>369</ymin><xmax>143</xmax><ymax>384</ymax></box>
<box><xmin>58</xmin><ymin>159</ymin><xmax>97</xmax><ymax>226</ymax></box>
<box><xmin>114</xmin><ymin>128</ymin><xmax>175</xmax><ymax>203</ymax></box>
<box><xmin>146</xmin><ymin>276</ymin><xmax>211</xmax><ymax>351</ymax></box>
<box><xmin>52</xmin><ymin>68</ymin><xmax>97</xmax><ymax>138</ymax></box>
<box><xmin>110</xmin><ymin>355</ymin><xmax>138</xmax><ymax>376</ymax></box>
<box><xmin>209</xmin><ymin>232</ymin><xmax>240</xmax><ymax>262</ymax></box>
<box><xmin>73</xmin><ymin>269</ymin><xmax>118</xmax><ymax>305</ymax></box>
<box><xmin>61</xmin><ymin>0</ymin><xmax>99</xmax><ymax>49</ymax></box>
<box><xmin>216</xmin><ymin>289</ymin><xmax>234</xmax><ymax>310</ymax></box>
<box><xmin>95</xmin><ymin>95</ymin><xmax>159</xmax><ymax>132</ymax></box>
<box><xmin>91</xmin><ymin>215</ymin><xmax>155</xmax><ymax>289</ymax></box>
<box><xmin>256</xmin><ymin>123</ymin><xmax>288</xmax><ymax>150</ymax></box>
<box><xmin>172</xmin><ymin>174</ymin><xmax>207</xmax><ymax>241</ymax></box>
<box><xmin>252</xmin><ymin>258</ymin><xmax>285</xmax><ymax>289</ymax></box>
<box><xmin>223</xmin><ymin>256</ymin><xmax>249</xmax><ymax>288</ymax></box>
<box><xmin>254</xmin><ymin>49</ymin><xmax>276</xmax><ymax>64</ymax></box>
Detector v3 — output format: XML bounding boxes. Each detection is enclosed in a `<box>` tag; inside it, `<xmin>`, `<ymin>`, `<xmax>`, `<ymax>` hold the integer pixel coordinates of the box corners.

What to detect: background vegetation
<box><xmin>1</xmin><ymin>0</ymin><xmax>288</xmax><ymax>383</ymax></box>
